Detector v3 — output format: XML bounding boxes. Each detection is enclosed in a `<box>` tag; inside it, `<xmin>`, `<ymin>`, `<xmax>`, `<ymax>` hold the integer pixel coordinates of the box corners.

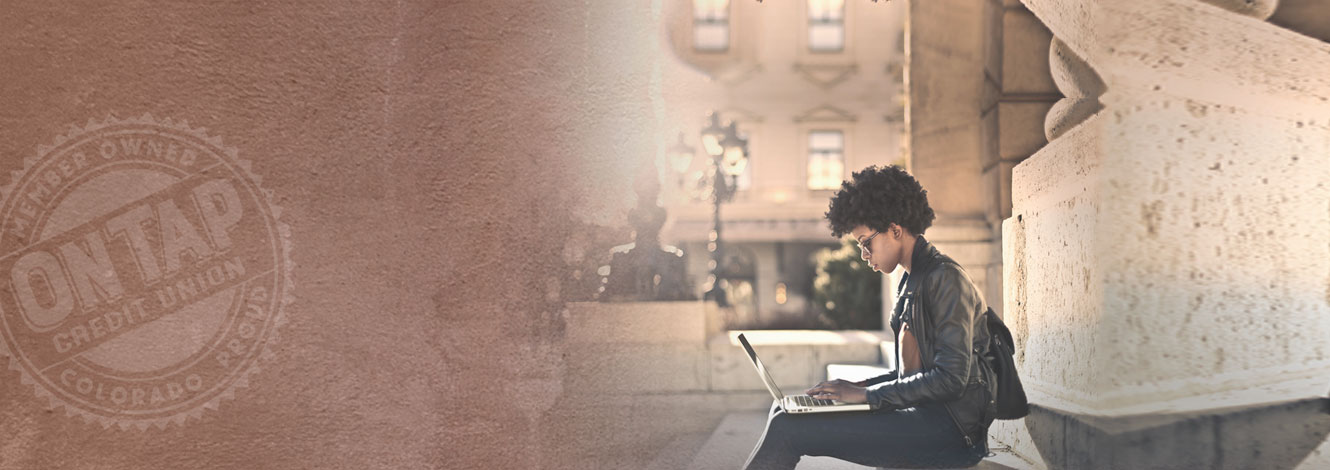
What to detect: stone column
<box><xmin>998</xmin><ymin>0</ymin><xmax>1330</xmax><ymax>467</ymax></box>
<box><xmin>907</xmin><ymin>0</ymin><xmax>1060</xmax><ymax>316</ymax></box>
<box><xmin>904</xmin><ymin>0</ymin><xmax>997</xmax><ymax>300</ymax></box>
<box><xmin>988</xmin><ymin>0</ymin><xmax>1061</xmax><ymax>317</ymax></box>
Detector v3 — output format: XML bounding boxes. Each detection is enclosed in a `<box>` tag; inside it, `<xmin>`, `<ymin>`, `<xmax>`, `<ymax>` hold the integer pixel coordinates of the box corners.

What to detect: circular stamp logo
<box><xmin>0</xmin><ymin>115</ymin><xmax>292</xmax><ymax>429</ymax></box>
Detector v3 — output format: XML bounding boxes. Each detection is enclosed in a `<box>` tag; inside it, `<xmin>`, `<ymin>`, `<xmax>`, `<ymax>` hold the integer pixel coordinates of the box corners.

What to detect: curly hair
<box><xmin>824</xmin><ymin>165</ymin><xmax>935</xmax><ymax>238</ymax></box>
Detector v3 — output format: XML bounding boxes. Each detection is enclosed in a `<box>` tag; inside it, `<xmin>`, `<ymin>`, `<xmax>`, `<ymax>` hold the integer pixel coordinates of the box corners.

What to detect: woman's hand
<box><xmin>804</xmin><ymin>379</ymin><xmax>868</xmax><ymax>404</ymax></box>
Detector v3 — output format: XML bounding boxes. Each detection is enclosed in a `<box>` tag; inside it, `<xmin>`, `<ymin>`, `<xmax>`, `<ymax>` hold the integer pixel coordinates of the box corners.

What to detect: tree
<box><xmin>812</xmin><ymin>238</ymin><xmax>882</xmax><ymax>330</ymax></box>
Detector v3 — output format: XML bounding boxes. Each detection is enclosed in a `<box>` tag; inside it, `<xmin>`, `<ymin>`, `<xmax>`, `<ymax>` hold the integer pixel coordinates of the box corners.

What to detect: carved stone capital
<box><xmin>1044</xmin><ymin>38</ymin><xmax>1105</xmax><ymax>140</ymax></box>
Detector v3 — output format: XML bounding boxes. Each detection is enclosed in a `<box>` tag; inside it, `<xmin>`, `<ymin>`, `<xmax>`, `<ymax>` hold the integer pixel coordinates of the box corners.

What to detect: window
<box><xmin>807</xmin><ymin>0</ymin><xmax>845</xmax><ymax>53</ymax></box>
<box><xmin>693</xmin><ymin>0</ymin><xmax>731</xmax><ymax>52</ymax></box>
<box><xmin>807</xmin><ymin>130</ymin><xmax>845</xmax><ymax>190</ymax></box>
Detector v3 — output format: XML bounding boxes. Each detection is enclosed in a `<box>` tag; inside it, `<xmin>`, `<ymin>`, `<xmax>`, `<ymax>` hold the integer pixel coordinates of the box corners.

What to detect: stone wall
<box><xmin>1013</xmin><ymin>0</ymin><xmax>1330</xmax><ymax>419</ymax></box>
<box><xmin>997</xmin><ymin>0</ymin><xmax>1330</xmax><ymax>467</ymax></box>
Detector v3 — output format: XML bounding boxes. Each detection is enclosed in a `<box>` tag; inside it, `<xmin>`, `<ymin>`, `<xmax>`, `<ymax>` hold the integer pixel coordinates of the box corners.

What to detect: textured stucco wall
<box><xmin>907</xmin><ymin>0</ymin><xmax>988</xmax><ymax>221</ymax></box>
<box><xmin>0</xmin><ymin>1</ymin><xmax>658</xmax><ymax>469</ymax></box>
<box><xmin>1003</xmin><ymin>130</ymin><xmax>1103</xmax><ymax>407</ymax></box>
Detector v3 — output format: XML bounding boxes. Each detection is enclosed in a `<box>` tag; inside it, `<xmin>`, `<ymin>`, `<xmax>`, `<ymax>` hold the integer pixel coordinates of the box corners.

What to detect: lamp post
<box><xmin>686</xmin><ymin>112</ymin><xmax>749</xmax><ymax>307</ymax></box>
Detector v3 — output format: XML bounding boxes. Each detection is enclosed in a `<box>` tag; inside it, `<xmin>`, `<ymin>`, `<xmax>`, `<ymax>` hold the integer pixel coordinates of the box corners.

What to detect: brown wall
<box><xmin>0</xmin><ymin>1</ymin><xmax>655</xmax><ymax>468</ymax></box>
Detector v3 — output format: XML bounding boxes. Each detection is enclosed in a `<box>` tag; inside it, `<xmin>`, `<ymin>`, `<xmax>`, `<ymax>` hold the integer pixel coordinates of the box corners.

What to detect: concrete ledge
<box><xmin>565</xmin><ymin>301</ymin><xmax>709</xmax><ymax>344</ymax></box>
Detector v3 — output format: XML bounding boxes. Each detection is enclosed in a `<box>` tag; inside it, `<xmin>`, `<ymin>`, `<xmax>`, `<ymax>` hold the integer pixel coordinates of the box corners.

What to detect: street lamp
<box><xmin>700</xmin><ymin>112</ymin><xmax>727</xmax><ymax>158</ymax></box>
<box><xmin>720</xmin><ymin>121</ymin><xmax>749</xmax><ymax>176</ymax></box>
<box><xmin>693</xmin><ymin>112</ymin><xmax>749</xmax><ymax>307</ymax></box>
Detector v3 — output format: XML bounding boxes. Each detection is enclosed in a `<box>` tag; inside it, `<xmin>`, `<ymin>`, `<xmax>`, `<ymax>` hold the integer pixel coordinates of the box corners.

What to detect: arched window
<box><xmin>693</xmin><ymin>0</ymin><xmax>730</xmax><ymax>52</ymax></box>
<box><xmin>808</xmin><ymin>0</ymin><xmax>845</xmax><ymax>53</ymax></box>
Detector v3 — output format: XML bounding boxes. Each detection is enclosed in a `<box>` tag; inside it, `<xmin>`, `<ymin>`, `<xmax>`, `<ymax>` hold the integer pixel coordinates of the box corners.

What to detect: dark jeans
<box><xmin>743</xmin><ymin>400</ymin><xmax>987</xmax><ymax>470</ymax></box>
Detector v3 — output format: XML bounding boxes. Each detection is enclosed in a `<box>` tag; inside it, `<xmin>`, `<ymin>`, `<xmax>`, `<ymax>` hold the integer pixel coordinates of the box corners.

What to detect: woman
<box><xmin>743</xmin><ymin>165</ymin><xmax>996</xmax><ymax>469</ymax></box>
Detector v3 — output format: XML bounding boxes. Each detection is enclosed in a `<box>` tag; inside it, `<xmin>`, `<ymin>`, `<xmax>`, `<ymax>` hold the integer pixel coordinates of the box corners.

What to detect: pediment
<box><xmin>794</xmin><ymin>104</ymin><xmax>857</xmax><ymax>123</ymax></box>
<box><xmin>793</xmin><ymin>63</ymin><xmax>858</xmax><ymax>89</ymax></box>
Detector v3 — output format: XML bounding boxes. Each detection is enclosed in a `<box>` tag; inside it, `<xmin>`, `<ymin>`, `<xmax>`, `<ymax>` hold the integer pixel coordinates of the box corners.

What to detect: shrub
<box><xmin>812</xmin><ymin>238</ymin><xmax>883</xmax><ymax>330</ymax></box>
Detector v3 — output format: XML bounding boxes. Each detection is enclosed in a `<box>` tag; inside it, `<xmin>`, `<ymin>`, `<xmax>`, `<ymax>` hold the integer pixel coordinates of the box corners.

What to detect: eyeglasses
<box><xmin>858</xmin><ymin>230</ymin><xmax>881</xmax><ymax>256</ymax></box>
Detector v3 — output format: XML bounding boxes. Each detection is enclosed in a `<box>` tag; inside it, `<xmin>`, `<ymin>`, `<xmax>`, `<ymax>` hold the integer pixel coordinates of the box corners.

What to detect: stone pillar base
<box><xmin>993</xmin><ymin>399</ymin><xmax>1330</xmax><ymax>470</ymax></box>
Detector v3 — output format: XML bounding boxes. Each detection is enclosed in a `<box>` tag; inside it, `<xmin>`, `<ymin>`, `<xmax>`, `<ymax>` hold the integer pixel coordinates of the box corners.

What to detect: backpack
<box><xmin>982</xmin><ymin>307</ymin><xmax>1029</xmax><ymax>420</ymax></box>
<box><xmin>914</xmin><ymin>259</ymin><xmax>1030</xmax><ymax>430</ymax></box>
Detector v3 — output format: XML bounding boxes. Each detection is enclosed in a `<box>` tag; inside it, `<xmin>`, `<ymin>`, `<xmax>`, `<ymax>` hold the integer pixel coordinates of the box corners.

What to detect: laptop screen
<box><xmin>737</xmin><ymin>333</ymin><xmax>785</xmax><ymax>400</ymax></box>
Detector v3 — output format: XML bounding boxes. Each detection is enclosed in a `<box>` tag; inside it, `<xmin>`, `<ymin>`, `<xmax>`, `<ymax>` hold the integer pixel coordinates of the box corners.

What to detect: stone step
<box><xmin>646</xmin><ymin>431</ymin><xmax>713</xmax><ymax>470</ymax></box>
<box><xmin>542</xmin><ymin>391</ymin><xmax>775</xmax><ymax>469</ymax></box>
<box><xmin>688</xmin><ymin>411</ymin><xmax>768</xmax><ymax>470</ymax></box>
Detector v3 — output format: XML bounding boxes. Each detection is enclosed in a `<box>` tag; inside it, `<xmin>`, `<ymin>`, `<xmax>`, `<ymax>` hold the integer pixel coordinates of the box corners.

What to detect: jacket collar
<box><xmin>910</xmin><ymin>234</ymin><xmax>940</xmax><ymax>275</ymax></box>
<box><xmin>898</xmin><ymin>234</ymin><xmax>939</xmax><ymax>294</ymax></box>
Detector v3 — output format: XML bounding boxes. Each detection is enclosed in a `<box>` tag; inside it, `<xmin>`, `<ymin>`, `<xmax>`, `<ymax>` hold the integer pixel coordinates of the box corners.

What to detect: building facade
<box><xmin>658</xmin><ymin>0</ymin><xmax>908</xmax><ymax>328</ymax></box>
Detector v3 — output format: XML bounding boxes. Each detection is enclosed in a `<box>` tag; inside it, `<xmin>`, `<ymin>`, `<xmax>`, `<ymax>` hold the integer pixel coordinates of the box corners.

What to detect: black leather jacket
<box><xmin>862</xmin><ymin>235</ymin><xmax>997</xmax><ymax>444</ymax></box>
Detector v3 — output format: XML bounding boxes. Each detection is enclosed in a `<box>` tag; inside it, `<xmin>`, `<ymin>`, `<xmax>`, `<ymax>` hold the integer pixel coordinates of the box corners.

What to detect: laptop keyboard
<box><xmin>790</xmin><ymin>395</ymin><xmax>836</xmax><ymax>407</ymax></box>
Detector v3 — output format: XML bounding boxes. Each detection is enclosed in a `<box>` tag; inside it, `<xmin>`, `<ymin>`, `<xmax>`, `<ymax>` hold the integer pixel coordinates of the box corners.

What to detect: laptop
<box><xmin>737</xmin><ymin>333</ymin><xmax>872</xmax><ymax>414</ymax></box>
